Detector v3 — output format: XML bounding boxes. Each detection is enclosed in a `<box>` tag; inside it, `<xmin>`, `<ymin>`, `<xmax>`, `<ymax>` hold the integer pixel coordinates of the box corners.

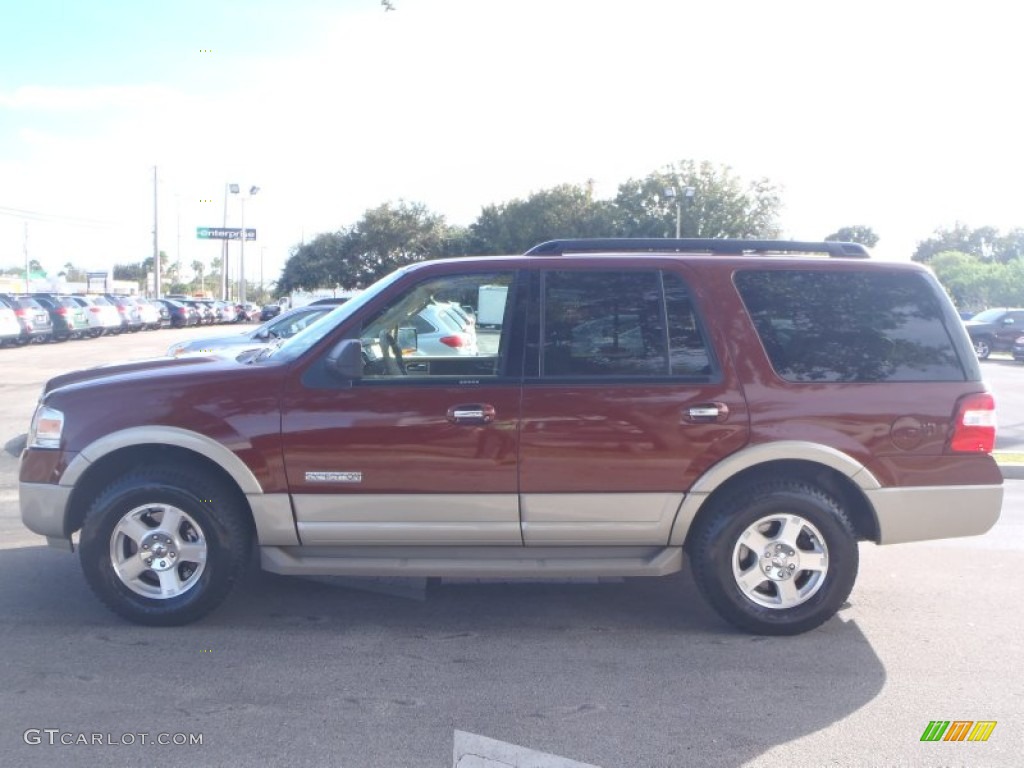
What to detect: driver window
<box><xmin>360</xmin><ymin>271</ymin><xmax>513</xmax><ymax>379</ymax></box>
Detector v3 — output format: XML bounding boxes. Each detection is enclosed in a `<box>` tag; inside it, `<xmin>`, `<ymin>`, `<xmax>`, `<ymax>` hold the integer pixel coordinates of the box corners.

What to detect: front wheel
<box><xmin>79</xmin><ymin>467</ymin><xmax>251</xmax><ymax>626</ymax></box>
<box><xmin>973</xmin><ymin>337</ymin><xmax>992</xmax><ymax>359</ymax></box>
<box><xmin>688</xmin><ymin>480</ymin><xmax>858</xmax><ymax>635</ymax></box>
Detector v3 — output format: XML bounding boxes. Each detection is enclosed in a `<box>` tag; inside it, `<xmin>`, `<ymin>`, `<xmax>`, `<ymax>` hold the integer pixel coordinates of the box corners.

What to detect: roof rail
<box><xmin>524</xmin><ymin>238</ymin><xmax>870</xmax><ymax>258</ymax></box>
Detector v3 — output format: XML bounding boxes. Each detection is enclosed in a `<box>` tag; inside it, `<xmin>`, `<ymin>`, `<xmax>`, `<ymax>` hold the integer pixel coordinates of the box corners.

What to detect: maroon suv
<box><xmin>19</xmin><ymin>239</ymin><xmax>1003</xmax><ymax>634</ymax></box>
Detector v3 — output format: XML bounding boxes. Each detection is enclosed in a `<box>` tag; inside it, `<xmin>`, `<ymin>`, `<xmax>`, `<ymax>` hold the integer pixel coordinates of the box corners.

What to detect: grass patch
<box><xmin>993</xmin><ymin>451</ymin><xmax>1024</xmax><ymax>464</ymax></box>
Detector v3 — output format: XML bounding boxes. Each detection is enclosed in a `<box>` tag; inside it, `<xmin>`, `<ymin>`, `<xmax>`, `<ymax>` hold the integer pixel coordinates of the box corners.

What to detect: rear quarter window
<box><xmin>734</xmin><ymin>269</ymin><xmax>967</xmax><ymax>382</ymax></box>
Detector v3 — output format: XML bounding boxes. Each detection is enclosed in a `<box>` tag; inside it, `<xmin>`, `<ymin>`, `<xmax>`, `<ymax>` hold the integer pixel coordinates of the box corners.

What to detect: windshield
<box><xmin>250</xmin><ymin>268</ymin><xmax>409</xmax><ymax>363</ymax></box>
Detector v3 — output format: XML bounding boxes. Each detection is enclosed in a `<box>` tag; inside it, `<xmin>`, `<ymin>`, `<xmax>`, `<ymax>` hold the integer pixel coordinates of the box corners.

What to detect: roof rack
<box><xmin>524</xmin><ymin>238</ymin><xmax>870</xmax><ymax>258</ymax></box>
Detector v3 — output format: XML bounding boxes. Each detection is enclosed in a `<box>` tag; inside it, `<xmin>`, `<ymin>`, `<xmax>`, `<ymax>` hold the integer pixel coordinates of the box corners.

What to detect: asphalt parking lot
<box><xmin>0</xmin><ymin>329</ymin><xmax>1022</xmax><ymax>767</ymax></box>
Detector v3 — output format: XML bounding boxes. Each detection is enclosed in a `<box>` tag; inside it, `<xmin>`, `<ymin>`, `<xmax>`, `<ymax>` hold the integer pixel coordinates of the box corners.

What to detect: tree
<box><xmin>613</xmin><ymin>160</ymin><xmax>782</xmax><ymax>239</ymax></box>
<box><xmin>191</xmin><ymin>260</ymin><xmax>205</xmax><ymax>293</ymax></box>
<box><xmin>911</xmin><ymin>224</ymin><xmax>1023</xmax><ymax>263</ymax></box>
<box><xmin>278</xmin><ymin>201</ymin><xmax>462</xmax><ymax>293</ymax></box>
<box><xmin>929</xmin><ymin>250</ymin><xmax>1024</xmax><ymax>311</ymax></box>
<box><xmin>825</xmin><ymin>225</ymin><xmax>879</xmax><ymax>248</ymax></box>
<box><xmin>469</xmin><ymin>183</ymin><xmax>620</xmax><ymax>254</ymax></box>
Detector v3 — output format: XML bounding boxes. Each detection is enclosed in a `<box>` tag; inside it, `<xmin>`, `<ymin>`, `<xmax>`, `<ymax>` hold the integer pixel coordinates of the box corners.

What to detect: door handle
<box><xmin>683</xmin><ymin>402</ymin><xmax>729</xmax><ymax>423</ymax></box>
<box><xmin>447</xmin><ymin>404</ymin><xmax>496</xmax><ymax>424</ymax></box>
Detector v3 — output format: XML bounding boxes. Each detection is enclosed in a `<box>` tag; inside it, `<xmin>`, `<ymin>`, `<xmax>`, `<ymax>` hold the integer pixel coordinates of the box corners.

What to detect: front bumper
<box><xmin>20</xmin><ymin>481</ymin><xmax>73</xmax><ymax>540</ymax></box>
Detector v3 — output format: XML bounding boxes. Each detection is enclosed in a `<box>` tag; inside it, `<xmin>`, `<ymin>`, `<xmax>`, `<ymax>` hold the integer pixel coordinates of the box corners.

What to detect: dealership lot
<box><xmin>0</xmin><ymin>331</ymin><xmax>1022</xmax><ymax>767</ymax></box>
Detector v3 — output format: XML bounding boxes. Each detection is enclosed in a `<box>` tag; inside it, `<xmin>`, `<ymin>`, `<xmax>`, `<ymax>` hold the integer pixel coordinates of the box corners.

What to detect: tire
<box><xmin>79</xmin><ymin>466</ymin><xmax>251</xmax><ymax>626</ymax></box>
<box><xmin>688</xmin><ymin>480</ymin><xmax>858</xmax><ymax>636</ymax></box>
<box><xmin>973</xmin><ymin>337</ymin><xmax>992</xmax><ymax>359</ymax></box>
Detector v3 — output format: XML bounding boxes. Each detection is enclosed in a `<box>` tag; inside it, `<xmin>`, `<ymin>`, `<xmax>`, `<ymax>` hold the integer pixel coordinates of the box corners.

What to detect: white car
<box><xmin>0</xmin><ymin>299</ymin><xmax>21</xmax><ymax>344</ymax></box>
<box><xmin>69</xmin><ymin>295</ymin><xmax>123</xmax><ymax>337</ymax></box>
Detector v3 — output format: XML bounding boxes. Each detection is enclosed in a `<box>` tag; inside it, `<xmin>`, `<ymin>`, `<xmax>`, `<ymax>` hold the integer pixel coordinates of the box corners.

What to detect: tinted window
<box><xmin>540</xmin><ymin>270</ymin><xmax>710</xmax><ymax>378</ymax></box>
<box><xmin>735</xmin><ymin>270</ymin><xmax>965</xmax><ymax>382</ymax></box>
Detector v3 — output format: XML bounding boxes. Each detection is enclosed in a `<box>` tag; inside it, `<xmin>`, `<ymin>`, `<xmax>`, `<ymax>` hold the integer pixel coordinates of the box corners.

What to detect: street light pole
<box><xmin>233</xmin><ymin>185</ymin><xmax>259</xmax><ymax>305</ymax></box>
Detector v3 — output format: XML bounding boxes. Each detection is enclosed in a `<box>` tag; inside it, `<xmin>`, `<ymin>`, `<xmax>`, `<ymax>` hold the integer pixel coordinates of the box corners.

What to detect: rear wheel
<box><xmin>688</xmin><ymin>480</ymin><xmax>858</xmax><ymax>635</ymax></box>
<box><xmin>79</xmin><ymin>466</ymin><xmax>251</xmax><ymax>626</ymax></box>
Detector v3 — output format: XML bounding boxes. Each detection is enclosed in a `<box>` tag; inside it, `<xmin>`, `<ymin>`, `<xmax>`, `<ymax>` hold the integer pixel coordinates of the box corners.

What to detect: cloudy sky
<box><xmin>1</xmin><ymin>0</ymin><xmax>1020</xmax><ymax>286</ymax></box>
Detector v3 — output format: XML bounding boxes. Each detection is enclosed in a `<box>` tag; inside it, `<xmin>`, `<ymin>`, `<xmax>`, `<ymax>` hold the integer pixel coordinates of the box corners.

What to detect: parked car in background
<box><xmin>33</xmin><ymin>295</ymin><xmax>89</xmax><ymax>341</ymax></box>
<box><xmin>0</xmin><ymin>296</ymin><xmax>23</xmax><ymax>345</ymax></box>
<box><xmin>237</xmin><ymin>302</ymin><xmax>260</xmax><ymax>322</ymax></box>
<box><xmin>398</xmin><ymin>300</ymin><xmax>479</xmax><ymax>356</ymax></box>
<box><xmin>153</xmin><ymin>298</ymin><xmax>200</xmax><ymax>328</ymax></box>
<box><xmin>103</xmin><ymin>295</ymin><xmax>144</xmax><ymax>333</ymax></box>
<box><xmin>0</xmin><ymin>294</ymin><xmax>54</xmax><ymax>344</ymax></box>
<box><xmin>67</xmin><ymin>296</ymin><xmax>122</xmax><ymax>337</ymax></box>
<box><xmin>166</xmin><ymin>305</ymin><xmax>334</xmax><ymax>357</ymax></box>
<box><xmin>130</xmin><ymin>297</ymin><xmax>162</xmax><ymax>330</ymax></box>
<box><xmin>260</xmin><ymin>304</ymin><xmax>283</xmax><ymax>321</ymax></box>
<box><xmin>963</xmin><ymin>307</ymin><xmax>1024</xmax><ymax>358</ymax></box>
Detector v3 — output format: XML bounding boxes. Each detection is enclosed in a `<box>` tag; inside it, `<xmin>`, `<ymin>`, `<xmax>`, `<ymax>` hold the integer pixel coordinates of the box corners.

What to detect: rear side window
<box><xmin>539</xmin><ymin>270</ymin><xmax>711</xmax><ymax>378</ymax></box>
<box><xmin>735</xmin><ymin>270</ymin><xmax>966</xmax><ymax>382</ymax></box>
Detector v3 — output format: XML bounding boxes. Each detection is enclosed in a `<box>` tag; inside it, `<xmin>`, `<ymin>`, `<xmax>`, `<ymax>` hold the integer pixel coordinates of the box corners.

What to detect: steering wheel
<box><xmin>378</xmin><ymin>329</ymin><xmax>406</xmax><ymax>376</ymax></box>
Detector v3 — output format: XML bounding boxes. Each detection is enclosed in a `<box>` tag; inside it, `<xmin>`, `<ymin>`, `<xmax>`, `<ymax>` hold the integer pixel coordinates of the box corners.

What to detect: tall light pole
<box><xmin>222</xmin><ymin>183</ymin><xmax>236</xmax><ymax>301</ymax></box>
<box><xmin>663</xmin><ymin>185</ymin><xmax>696</xmax><ymax>238</ymax></box>
<box><xmin>231</xmin><ymin>184</ymin><xmax>259</xmax><ymax>304</ymax></box>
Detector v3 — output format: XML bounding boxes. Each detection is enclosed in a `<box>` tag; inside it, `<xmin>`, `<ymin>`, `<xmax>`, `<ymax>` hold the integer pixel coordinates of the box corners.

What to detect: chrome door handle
<box><xmin>683</xmin><ymin>402</ymin><xmax>729</xmax><ymax>423</ymax></box>
<box><xmin>447</xmin><ymin>404</ymin><xmax>496</xmax><ymax>424</ymax></box>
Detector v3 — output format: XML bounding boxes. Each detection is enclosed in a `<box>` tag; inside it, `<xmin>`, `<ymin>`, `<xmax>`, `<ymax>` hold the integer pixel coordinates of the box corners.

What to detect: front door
<box><xmin>280</xmin><ymin>269</ymin><xmax>524</xmax><ymax>546</ymax></box>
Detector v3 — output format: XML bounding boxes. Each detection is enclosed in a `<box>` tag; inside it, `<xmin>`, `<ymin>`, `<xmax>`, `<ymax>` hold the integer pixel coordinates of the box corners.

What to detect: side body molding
<box><xmin>668</xmin><ymin>441</ymin><xmax>880</xmax><ymax>545</ymax></box>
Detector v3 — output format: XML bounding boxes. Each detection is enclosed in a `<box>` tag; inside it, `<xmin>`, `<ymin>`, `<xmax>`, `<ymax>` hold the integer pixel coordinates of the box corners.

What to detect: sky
<box><xmin>1</xmin><ymin>0</ymin><xmax>1022</xmax><ymax>288</ymax></box>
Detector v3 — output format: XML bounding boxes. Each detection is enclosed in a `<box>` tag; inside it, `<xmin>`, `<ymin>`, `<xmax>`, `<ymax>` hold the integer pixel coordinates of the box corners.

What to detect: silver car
<box><xmin>167</xmin><ymin>305</ymin><xmax>333</xmax><ymax>357</ymax></box>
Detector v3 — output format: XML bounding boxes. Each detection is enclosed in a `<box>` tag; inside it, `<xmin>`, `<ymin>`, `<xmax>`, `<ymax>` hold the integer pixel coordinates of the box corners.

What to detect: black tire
<box><xmin>79</xmin><ymin>466</ymin><xmax>251</xmax><ymax>626</ymax></box>
<box><xmin>688</xmin><ymin>480</ymin><xmax>858</xmax><ymax>636</ymax></box>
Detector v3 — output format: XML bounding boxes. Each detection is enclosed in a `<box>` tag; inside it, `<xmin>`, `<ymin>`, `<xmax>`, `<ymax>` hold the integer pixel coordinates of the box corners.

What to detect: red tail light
<box><xmin>89</xmin><ymin>307</ymin><xmax>101</xmax><ymax>313</ymax></box>
<box><xmin>950</xmin><ymin>393</ymin><xmax>997</xmax><ymax>453</ymax></box>
<box><xmin>56</xmin><ymin>307</ymin><xmax>68</xmax><ymax>315</ymax></box>
<box><xmin>14</xmin><ymin>308</ymin><xmax>25</xmax><ymax>317</ymax></box>
<box><xmin>439</xmin><ymin>335</ymin><xmax>465</xmax><ymax>348</ymax></box>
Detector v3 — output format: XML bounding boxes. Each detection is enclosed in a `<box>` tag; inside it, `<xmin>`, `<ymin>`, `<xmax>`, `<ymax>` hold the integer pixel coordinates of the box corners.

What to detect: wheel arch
<box><xmin>672</xmin><ymin>442</ymin><xmax>881</xmax><ymax>548</ymax></box>
<box><xmin>62</xmin><ymin>430</ymin><xmax>261</xmax><ymax>537</ymax></box>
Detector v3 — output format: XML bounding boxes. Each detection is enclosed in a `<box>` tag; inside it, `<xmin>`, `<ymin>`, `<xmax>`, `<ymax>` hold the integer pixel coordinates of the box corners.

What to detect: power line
<box><xmin>0</xmin><ymin>205</ymin><xmax>119</xmax><ymax>228</ymax></box>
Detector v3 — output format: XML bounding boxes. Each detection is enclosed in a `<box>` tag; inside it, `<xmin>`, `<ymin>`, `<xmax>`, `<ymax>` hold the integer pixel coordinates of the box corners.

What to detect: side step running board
<box><xmin>260</xmin><ymin>545</ymin><xmax>684</xmax><ymax>579</ymax></box>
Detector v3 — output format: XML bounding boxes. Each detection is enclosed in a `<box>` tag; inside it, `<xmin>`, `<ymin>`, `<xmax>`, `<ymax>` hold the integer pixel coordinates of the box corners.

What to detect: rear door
<box><xmin>517</xmin><ymin>266</ymin><xmax>749</xmax><ymax>545</ymax></box>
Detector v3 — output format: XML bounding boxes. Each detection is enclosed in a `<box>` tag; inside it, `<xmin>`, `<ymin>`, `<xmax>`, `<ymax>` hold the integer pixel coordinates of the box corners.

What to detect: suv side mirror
<box><xmin>326</xmin><ymin>339</ymin><xmax>363</xmax><ymax>380</ymax></box>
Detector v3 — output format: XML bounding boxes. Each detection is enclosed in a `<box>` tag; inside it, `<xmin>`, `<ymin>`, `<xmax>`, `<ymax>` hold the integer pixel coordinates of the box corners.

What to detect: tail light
<box><xmin>949</xmin><ymin>392</ymin><xmax>997</xmax><ymax>453</ymax></box>
<box><xmin>56</xmin><ymin>307</ymin><xmax>68</xmax><ymax>315</ymax></box>
<box><xmin>440</xmin><ymin>335</ymin><xmax>465</xmax><ymax>348</ymax></box>
<box><xmin>89</xmin><ymin>307</ymin><xmax>101</xmax><ymax>313</ymax></box>
<box><xmin>14</xmin><ymin>308</ymin><xmax>26</xmax><ymax>316</ymax></box>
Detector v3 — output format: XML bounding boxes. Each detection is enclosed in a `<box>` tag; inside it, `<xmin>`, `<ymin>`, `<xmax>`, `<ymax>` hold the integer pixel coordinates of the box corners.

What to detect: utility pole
<box><xmin>23</xmin><ymin>221</ymin><xmax>29</xmax><ymax>293</ymax></box>
<box><xmin>153</xmin><ymin>166</ymin><xmax>160</xmax><ymax>299</ymax></box>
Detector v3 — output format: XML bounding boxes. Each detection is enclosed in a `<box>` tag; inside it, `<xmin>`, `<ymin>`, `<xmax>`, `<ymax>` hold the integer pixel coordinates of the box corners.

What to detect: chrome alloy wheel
<box><xmin>109</xmin><ymin>504</ymin><xmax>208</xmax><ymax>599</ymax></box>
<box><xmin>732</xmin><ymin>514</ymin><xmax>829</xmax><ymax>609</ymax></box>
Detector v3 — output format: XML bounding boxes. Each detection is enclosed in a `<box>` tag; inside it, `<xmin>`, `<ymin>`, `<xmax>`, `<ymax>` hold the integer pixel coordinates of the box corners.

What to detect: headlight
<box><xmin>28</xmin><ymin>405</ymin><xmax>64</xmax><ymax>449</ymax></box>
